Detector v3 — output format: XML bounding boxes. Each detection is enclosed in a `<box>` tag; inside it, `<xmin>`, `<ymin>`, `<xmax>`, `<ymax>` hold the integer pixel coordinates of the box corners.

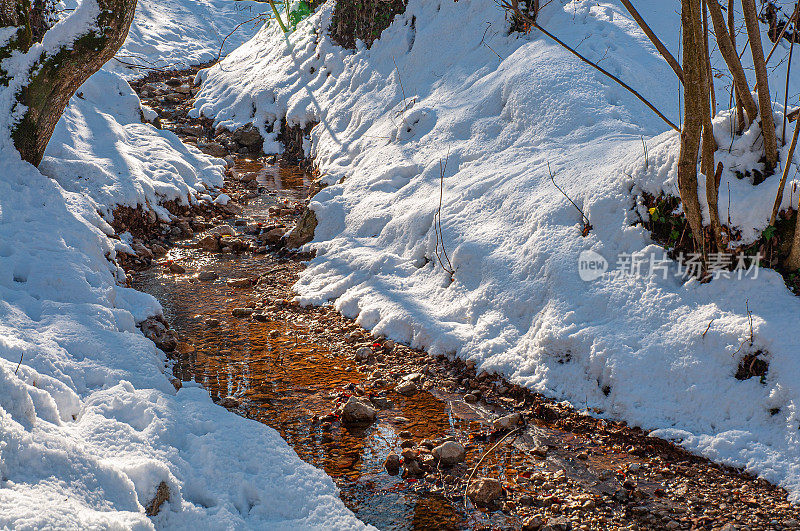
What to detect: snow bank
<box><xmin>0</xmin><ymin>0</ymin><xmax>369</xmax><ymax>528</ymax></box>
<box><xmin>109</xmin><ymin>0</ymin><xmax>272</xmax><ymax>78</ymax></box>
<box><xmin>194</xmin><ymin>0</ymin><xmax>800</xmax><ymax>500</ymax></box>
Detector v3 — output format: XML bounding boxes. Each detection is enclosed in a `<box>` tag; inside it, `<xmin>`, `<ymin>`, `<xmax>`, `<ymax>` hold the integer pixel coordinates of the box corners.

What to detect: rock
<box><xmin>205</xmin><ymin>318</ymin><xmax>220</xmax><ymax>327</ymax></box>
<box><xmin>385</xmin><ymin>454</ymin><xmax>401</xmax><ymax>474</ymax></box>
<box><xmin>140</xmin><ymin>317</ymin><xmax>177</xmax><ymax>352</ymax></box>
<box><xmin>401</xmin><ymin>448</ymin><xmax>418</xmax><ymax>461</ymax></box>
<box><xmin>197</xmin><ymin>271</ymin><xmax>219</xmax><ymax>281</ymax></box>
<box><xmin>262</xmin><ymin>227</ymin><xmax>285</xmax><ymax>246</ymax></box>
<box><xmin>232</xmin><ymin>308</ymin><xmax>254</xmax><ymax>318</ymax></box>
<box><xmin>395</xmin><ymin>380</ymin><xmax>418</xmax><ymax>396</ymax></box>
<box><xmin>178</xmin><ymin>124</ymin><xmax>203</xmax><ymax>137</ymax></box>
<box><xmin>151</xmin><ymin>244</ymin><xmax>167</xmax><ymax>256</ymax></box>
<box><xmin>403</xmin><ymin>459</ymin><xmax>424</xmax><ymax>477</ymax></box>
<box><xmin>145</xmin><ymin>481</ymin><xmax>170</xmax><ymax>516</ymax></box>
<box><xmin>542</xmin><ymin>517</ymin><xmax>572</xmax><ymax>531</ymax></box>
<box><xmin>211</xmin><ymin>224</ymin><xmax>236</xmax><ymax>237</ymax></box>
<box><xmin>166</xmin><ymin>261</ymin><xmax>185</xmax><ymax>274</ymax></box>
<box><xmin>493</xmin><ymin>412</ymin><xmax>521</xmax><ymax>431</ymax></box>
<box><xmin>340</xmin><ymin>396</ymin><xmax>377</xmax><ymax>425</ymax></box>
<box><xmin>433</xmin><ymin>441</ymin><xmax>466</xmax><ymax>466</ymax></box>
<box><xmin>231</xmin><ymin>123</ymin><xmax>262</xmax><ymax>150</ymax></box>
<box><xmin>370</xmin><ymin>396</ymin><xmax>394</xmax><ymax>409</ymax></box>
<box><xmin>355</xmin><ymin>346</ymin><xmax>373</xmax><ymax>361</ymax></box>
<box><xmin>467</xmin><ymin>477</ymin><xmax>503</xmax><ymax>505</ymax></box>
<box><xmin>197</xmin><ymin>235</ymin><xmax>220</xmax><ymax>252</ymax></box>
<box><xmin>227</xmin><ymin>277</ymin><xmax>254</xmax><ymax>288</ymax></box>
<box><xmin>531</xmin><ymin>445</ymin><xmax>548</xmax><ymax>458</ymax></box>
<box><xmin>197</xmin><ymin>141</ymin><xmax>228</xmax><ymax>157</ymax></box>
<box><xmin>132</xmin><ymin>242</ymin><xmax>153</xmax><ymax>260</ymax></box>
<box><xmin>464</xmin><ymin>393</ymin><xmax>478</xmax><ymax>403</ymax></box>
<box><xmin>522</xmin><ymin>515</ymin><xmax>545</xmax><ymax>531</ymax></box>
<box><xmin>284</xmin><ymin>207</ymin><xmax>317</xmax><ymax>248</ymax></box>
<box><xmin>218</xmin><ymin>396</ymin><xmax>240</xmax><ymax>408</ymax></box>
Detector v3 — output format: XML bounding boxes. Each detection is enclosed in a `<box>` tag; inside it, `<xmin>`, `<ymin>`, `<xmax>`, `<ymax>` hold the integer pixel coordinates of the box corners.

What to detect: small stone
<box><xmin>493</xmin><ymin>412</ymin><xmax>521</xmax><ymax>431</ymax></box>
<box><xmin>197</xmin><ymin>271</ymin><xmax>218</xmax><ymax>281</ymax></box>
<box><xmin>232</xmin><ymin>308</ymin><xmax>253</xmax><ymax>318</ymax></box>
<box><xmin>467</xmin><ymin>477</ymin><xmax>503</xmax><ymax>505</ymax></box>
<box><xmin>166</xmin><ymin>261</ymin><xmax>185</xmax><ymax>274</ymax></box>
<box><xmin>403</xmin><ymin>459</ymin><xmax>424</xmax><ymax>477</ymax></box>
<box><xmin>205</xmin><ymin>318</ymin><xmax>220</xmax><ymax>327</ymax></box>
<box><xmin>151</xmin><ymin>244</ymin><xmax>167</xmax><ymax>256</ymax></box>
<box><xmin>197</xmin><ymin>235</ymin><xmax>220</xmax><ymax>252</ymax></box>
<box><xmin>227</xmin><ymin>277</ymin><xmax>254</xmax><ymax>288</ymax></box>
<box><xmin>218</xmin><ymin>396</ymin><xmax>240</xmax><ymax>408</ymax></box>
<box><xmin>355</xmin><ymin>346</ymin><xmax>373</xmax><ymax>361</ymax></box>
<box><xmin>464</xmin><ymin>393</ymin><xmax>478</xmax><ymax>403</ymax></box>
<box><xmin>522</xmin><ymin>515</ymin><xmax>545</xmax><ymax>531</ymax></box>
<box><xmin>531</xmin><ymin>445</ymin><xmax>548</xmax><ymax>458</ymax></box>
<box><xmin>395</xmin><ymin>380</ymin><xmax>418</xmax><ymax>396</ymax></box>
<box><xmin>542</xmin><ymin>517</ymin><xmax>572</xmax><ymax>531</ymax></box>
<box><xmin>340</xmin><ymin>396</ymin><xmax>377</xmax><ymax>425</ymax></box>
<box><xmin>433</xmin><ymin>441</ymin><xmax>466</xmax><ymax>466</ymax></box>
<box><xmin>262</xmin><ymin>227</ymin><xmax>285</xmax><ymax>245</ymax></box>
<box><xmin>385</xmin><ymin>454</ymin><xmax>401</xmax><ymax>474</ymax></box>
<box><xmin>401</xmin><ymin>448</ymin><xmax>418</xmax><ymax>461</ymax></box>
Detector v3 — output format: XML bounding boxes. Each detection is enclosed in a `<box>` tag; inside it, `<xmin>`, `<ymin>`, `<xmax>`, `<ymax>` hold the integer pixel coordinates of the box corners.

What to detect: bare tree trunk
<box><xmin>742</xmin><ymin>0</ymin><xmax>778</xmax><ymax>172</ymax></box>
<box><xmin>702</xmin><ymin>0</ymin><xmax>717</xmax><ymax>116</ymax></box>
<box><xmin>680</xmin><ymin>0</ymin><xmax>709</xmax><ymax>254</ymax></box>
<box><xmin>619</xmin><ymin>0</ymin><xmax>684</xmax><ymax>82</ymax></box>
<box><xmin>708</xmin><ymin>0</ymin><xmax>758</xmax><ymax>127</ymax></box>
<box><xmin>728</xmin><ymin>0</ymin><xmax>746</xmax><ymax>132</ymax></box>
<box><xmin>699</xmin><ymin>3</ymin><xmax>724</xmax><ymax>252</ymax></box>
<box><xmin>786</xmin><ymin>189</ymin><xmax>800</xmax><ymax>269</ymax></box>
<box><xmin>0</xmin><ymin>0</ymin><xmax>136</xmax><ymax>166</ymax></box>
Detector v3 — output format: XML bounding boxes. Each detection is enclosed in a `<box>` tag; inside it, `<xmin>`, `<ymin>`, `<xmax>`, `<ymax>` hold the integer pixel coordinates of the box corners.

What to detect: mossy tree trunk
<box><xmin>0</xmin><ymin>0</ymin><xmax>136</xmax><ymax>166</ymax></box>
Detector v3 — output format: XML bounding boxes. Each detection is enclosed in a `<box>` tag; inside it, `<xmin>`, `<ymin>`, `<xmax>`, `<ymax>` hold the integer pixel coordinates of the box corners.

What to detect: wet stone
<box><xmin>467</xmin><ymin>477</ymin><xmax>503</xmax><ymax>505</ymax></box>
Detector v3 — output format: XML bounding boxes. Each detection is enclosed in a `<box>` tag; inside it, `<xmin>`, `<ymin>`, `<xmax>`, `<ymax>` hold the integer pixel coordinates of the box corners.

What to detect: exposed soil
<box><xmin>122</xmin><ymin>66</ymin><xmax>800</xmax><ymax>530</ymax></box>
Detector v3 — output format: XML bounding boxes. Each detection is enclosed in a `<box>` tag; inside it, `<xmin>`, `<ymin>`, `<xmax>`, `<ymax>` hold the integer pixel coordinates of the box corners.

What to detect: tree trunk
<box><xmin>728</xmin><ymin>0</ymin><xmax>746</xmax><ymax>132</ymax></box>
<box><xmin>679</xmin><ymin>0</ymin><xmax>708</xmax><ymax>255</ymax></box>
<box><xmin>708</xmin><ymin>0</ymin><xmax>758</xmax><ymax>127</ymax></box>
<box><xmin>742</xmin><ymin>0</ymin><xmax>778</xmax><ymax>173</ymax></box>
<box><xmin>0</xmin><ymin>0</ymin><xmax>137</xmax><ymax>166</ymax></box>
<box><xmin>699</xmin><ymin>0</ymin><xmax>724</xmax><ymax>252</ymax></box>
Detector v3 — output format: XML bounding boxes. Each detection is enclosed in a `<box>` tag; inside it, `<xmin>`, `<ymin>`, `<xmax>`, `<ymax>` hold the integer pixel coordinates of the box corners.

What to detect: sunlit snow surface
<box><xmin>194</xmin><ymin>0</ymin><xmax>800</xmax><ymax>501</ymax></box>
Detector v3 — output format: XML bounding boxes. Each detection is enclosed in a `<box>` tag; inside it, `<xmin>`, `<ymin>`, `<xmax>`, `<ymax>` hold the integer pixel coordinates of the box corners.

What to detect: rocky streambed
<box><xmin>119</xmin><ymin>66</ymin><xmax>800</xmax><ymax>530</ymax></box>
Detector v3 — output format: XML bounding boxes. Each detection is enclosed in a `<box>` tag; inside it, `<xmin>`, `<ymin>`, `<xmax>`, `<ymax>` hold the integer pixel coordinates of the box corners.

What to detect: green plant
<box><xmin>288</xmin><ymin>1</ymin><xmax>312</xmax><ymax>29</ymax></box>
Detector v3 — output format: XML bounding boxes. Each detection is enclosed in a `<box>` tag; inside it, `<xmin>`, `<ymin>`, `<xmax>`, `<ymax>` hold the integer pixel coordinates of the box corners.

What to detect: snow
<box><xmin>193</xmin><ymin>0</ymin><xmax>800</xmax><ymax>501</ymax></box>
<box><xmin>0</xmin><ymin>0</ymin><xmax>369</xmax><ymax>528</ymax></box>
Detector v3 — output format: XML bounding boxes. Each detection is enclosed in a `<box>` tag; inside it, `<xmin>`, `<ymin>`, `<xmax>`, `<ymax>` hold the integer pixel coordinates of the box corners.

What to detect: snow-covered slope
<box><xmin>193</xmin><ymin>0</ymin><xmax>800</xmax><ymax>500</ymax></box>
<box><xmin>0</xmin><ymin>0</ymin><xmax>369</xmax><ymax>528</ymax></box>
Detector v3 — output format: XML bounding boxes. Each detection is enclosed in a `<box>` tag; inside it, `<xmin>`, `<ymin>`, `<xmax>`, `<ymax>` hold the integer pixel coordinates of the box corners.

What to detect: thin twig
<box><xmin>766</xmin><ymin>2</ymin><xmax>800</xmax><ymax>64</ymax></box>
<box><xmin>15</xmin><ymin>353</ymin><xmax>23</xmax><ymax>375</ymax></box>
<box><xmin>548</xmin><ymin>162</ymin><xmax>592</xmax><ymax>235</ymax></box>
<box><xmin>702</xmin><ymin>319</ymin><xmax>714</xmax><ymax>337</ymax></box>
<box><xmin>500</xmin><ymin>0</ymin><xmax>679</xmax><ymax>132</ymax></box>
<box><xmin>770</xmin><ymin>109</ymin><xmax>800</xmax><ymax>226</ymax></box>
<box><xmin>434</xmin><ymin>151</ymin><xmax>456</xmax><ymax>279</ymax></box>
<box><xmin>463</xmin><ymin>426</ymin><xmax>523</xmax><ymax>509</ymax></box>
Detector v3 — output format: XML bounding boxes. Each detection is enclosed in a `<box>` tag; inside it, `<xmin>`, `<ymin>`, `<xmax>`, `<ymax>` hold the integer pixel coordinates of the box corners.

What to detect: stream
<box><xmin>127</xmin><ymin>67</ymin><xmax>800</xmax><ymax>531</ymax></box>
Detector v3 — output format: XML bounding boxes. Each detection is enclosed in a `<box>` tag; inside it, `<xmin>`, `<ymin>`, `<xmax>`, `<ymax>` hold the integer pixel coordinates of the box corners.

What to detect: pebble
<box><xmin>467</xmin><ymin>477</ymin><xmax>503</xmax><ymax>505</ymax></box>
<box><xmin>217</xmin><ymin>396</ymin><xmax>240</xmax><ymax>408</ymax></box>
<box><xmin>197</xmin><ymin>271</ymin><xmax>219</xmax><ymax>281</ymax></box>
<box><xmin>340</xmin><ymin>396</ymin><xmax>377</xmax><ymax>425</ymax></box>
<box><xmin>433</xmin><ymin>441</ymin><xmax>466</xmax><ymax>466</ymax></box>
<box><xmin>205</xmin><ymin>318</ymin><xmax>220</xmax><ymax>327</ymax></box>
<box><xmin>232</xmin><ymin>308</ymin><xmax>253</xmax><ymax>317</ymax></box>
<box><xmin>395</xmin><ymin>380</ymin><xmax>418</xmax><ymax>396</ymax></box>
<box><xmin>384</xmin><ymin>453</ymin><xmax>400</xmax><ymax>474</ymax></box>
<box><xmin>493</xmin><ymin>412</ymin><xmax>522</xmax><ymax>431</ymax></box>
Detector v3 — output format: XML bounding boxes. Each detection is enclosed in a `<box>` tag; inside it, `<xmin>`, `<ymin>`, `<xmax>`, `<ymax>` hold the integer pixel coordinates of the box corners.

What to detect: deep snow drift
<box><xmin>0</xmin><ymin>0</ymin><xmax>368</xmax><ymax>528</ymax></box>
<box><xmin>193</xmin><ymin>0</ymin><xmax>800</xmax><ymax>500</ymax></box>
